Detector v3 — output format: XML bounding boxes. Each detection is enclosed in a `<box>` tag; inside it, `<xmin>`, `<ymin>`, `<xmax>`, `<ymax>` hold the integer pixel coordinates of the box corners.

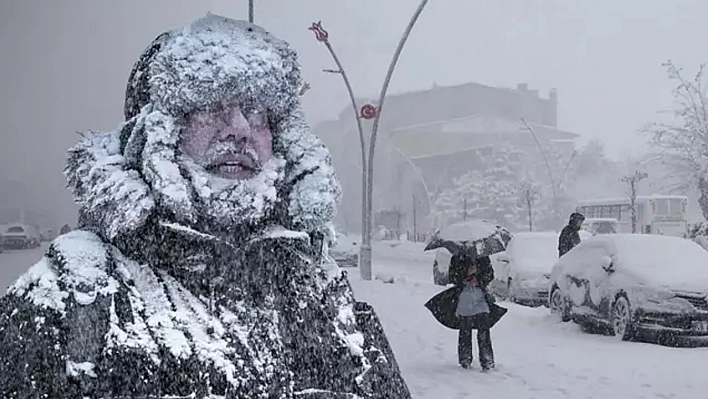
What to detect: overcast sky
<box><xmin>1</xmin><ymin>0</ymin><xmax>707</xmax><ymax>223</ymax></box>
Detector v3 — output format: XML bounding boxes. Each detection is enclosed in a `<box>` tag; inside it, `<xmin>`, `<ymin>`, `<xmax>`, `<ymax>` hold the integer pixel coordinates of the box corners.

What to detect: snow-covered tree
<box><xmin>517</xmin><ymin>179</ymin><xmax>541</xmax><ymax>232</ymax></box>
<box><xmin>434</xmin><ymin>146</ymin><xmax>525</xmax><ymax>229</ymax></box>
<box><xmin>645</xmin><ymin>61</ymin><xmax>708</xmax><ymax>220</ymax></box>
<box><xmin>621</xmin><ymin>169</ymin><xmax>649</xmax><ymax>233</ymax></box>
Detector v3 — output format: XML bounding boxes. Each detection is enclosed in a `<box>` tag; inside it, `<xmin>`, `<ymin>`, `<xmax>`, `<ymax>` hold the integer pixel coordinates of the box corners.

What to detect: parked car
<box><xmin>2</xmin><ymin>224</ymin><xmax>41</xmax><ymax>249</ymax></box>
<box><xmin>40</xmin><ymin>228</ymin><xmax>57</xmax><ymax>242</ymax></box>
<box><xmin>491</xmin><ymin>232</ymin><xmax>558</xmax><ymax>306</ymax></box>
<box><xmin>0</xmin><ymin>232</ymin><xmax>4</xmax><ymax>253</ymax></box>
<box><xmin>433</xmin><ymin>247</ymin><xmax>453</xmax><ymax>286</ymax></box>
<box><xmin>581</xmin><ymin>218</ymin><xmax>619</xmax><ymax>236</ymax></box>
<box><xmin>330</xmin><ymin>232</ymin><xmax>359</xmax><ymax>268</ymax></box>
<box><xmin>548</xmin><ymin>234</ymin><xmax>708</xmax><ymax>342</ymax></box>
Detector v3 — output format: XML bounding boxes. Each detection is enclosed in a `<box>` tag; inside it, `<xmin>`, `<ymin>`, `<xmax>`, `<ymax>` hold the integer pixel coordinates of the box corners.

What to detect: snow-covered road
<box><xmin>0</xmin><ymin>244</ymin><xmax>48</xmax><ymax>294</ymax></box>
<box><xmin>350</xmin><ymin>241</ymin><xmax>708</xmax><ymax>399</ymax></box>
<box><xmin>2</xmin><ymin>241</ymin><xmax>707</xmax><ymax>398</ymax></box>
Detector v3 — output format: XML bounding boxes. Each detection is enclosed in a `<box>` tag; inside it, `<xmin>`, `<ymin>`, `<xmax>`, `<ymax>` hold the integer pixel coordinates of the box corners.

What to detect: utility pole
<box><xmin>248</xmin><ymin>0</ymin><xmax>254</xmax><ymax>23</ymax></box>
<box><xmin>463</xmin><ymin>197</ymin><xmax>468</xmax><ymax>221</ymax></box>
<box><xmin>309</xmin><ymin>0</ymin><xmax>430</xmax><ymax>280</ymax></box>
<box><xmin>521</xmin><ymin>118</ymin><xmax>576</xmax><ymax>228</ymax></box>
<box><xmin>413</xmin><ymin>194</ymin><xmax>418</xmax><ymax>242</ymax></box>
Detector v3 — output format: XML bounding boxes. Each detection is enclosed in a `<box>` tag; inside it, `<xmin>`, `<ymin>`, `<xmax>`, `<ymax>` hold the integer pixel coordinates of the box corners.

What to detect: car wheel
<box><xmin>611</xmin><ymin>296</ymin><xmax>634</xmax><ymax>341</ymax></box>
<box><xmin>550</xmin><ymin>286</ymin><xmax>571</xmax><ymax>322</ymax></box>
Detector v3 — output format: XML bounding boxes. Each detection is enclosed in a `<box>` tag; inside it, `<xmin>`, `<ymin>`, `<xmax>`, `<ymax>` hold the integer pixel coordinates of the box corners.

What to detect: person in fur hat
<box><xmin>0</xmin><ymin>14</ymin><xmax>410</xmax><ymax>399</ymax></box>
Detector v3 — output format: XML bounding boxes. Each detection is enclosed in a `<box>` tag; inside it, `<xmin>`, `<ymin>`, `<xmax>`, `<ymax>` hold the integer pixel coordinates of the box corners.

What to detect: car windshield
<box><xmin>6</xmin><ymin>226</ymin><xmax>24</xmax><ymax>233</ymax></box>
<box><xmin>593</xmin><ymin>221</ymin><xmax>617</xmax><ymax>234</ymax></box>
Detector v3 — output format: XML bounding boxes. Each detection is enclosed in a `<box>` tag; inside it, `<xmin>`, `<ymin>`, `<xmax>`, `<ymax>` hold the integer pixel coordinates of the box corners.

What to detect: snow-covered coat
<box><xmin>0</xmin><ymin>14</ymin><xmax>410</xmax><ymax>399</ymax></box>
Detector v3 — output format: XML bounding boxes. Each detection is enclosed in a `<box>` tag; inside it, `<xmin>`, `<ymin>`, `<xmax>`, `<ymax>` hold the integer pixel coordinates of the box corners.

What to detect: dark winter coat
<box><xmin>425</xmin><ymin>254</ymin><xmax>507</xmax><ymax>330</ymax></box>
<box><xmin>0</xmin><ymin>14</ymin><xmax>410</xmax><ymax>399</ymax></box>
<box><xmin>0</xmin><ymin>227</ymin><xmax>409</xmax><ymax>398</ymax></box>
<box><xmin>558</xmin><ymin>225</ymin><xmax>582</xmax><ymax>257</ymax></box>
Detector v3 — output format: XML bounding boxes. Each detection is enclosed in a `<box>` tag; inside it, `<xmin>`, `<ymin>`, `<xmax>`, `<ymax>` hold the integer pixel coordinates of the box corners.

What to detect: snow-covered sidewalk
<box><xmin>349</xmin><ymin>241</ymin><xmax>708</xmax><ymax>399</ymax></box>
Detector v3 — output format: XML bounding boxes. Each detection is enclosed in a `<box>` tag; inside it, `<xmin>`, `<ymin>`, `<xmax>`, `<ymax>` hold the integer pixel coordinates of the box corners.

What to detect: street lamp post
<box><xmin>309</xmin><ymin>0</ymin><xmax>430</xmax><ymax>280</ymax></box>
<box><xmin>521</xmin><ymin>118</ymin><xmax>576</xmax><ymax>227</ymax></box>
<box><xmin>248</xmin><ymin>0</ymin><xmax>254</xmax><ymax>23</ymax></box>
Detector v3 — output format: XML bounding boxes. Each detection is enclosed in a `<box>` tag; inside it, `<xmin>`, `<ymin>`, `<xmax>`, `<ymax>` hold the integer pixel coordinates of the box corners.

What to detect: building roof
<box><xmin>338</xmin><ymin>81</ymin><xmax>558</xmax><ymax>131</ymax></box>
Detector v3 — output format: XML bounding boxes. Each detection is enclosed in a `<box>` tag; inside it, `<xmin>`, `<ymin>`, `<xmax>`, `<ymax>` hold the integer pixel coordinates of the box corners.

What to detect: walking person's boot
<box><xmin>477</xmin><ymin>328</ymin><xmax>495</xmax><ymax>371</ymax></box>
<box><xmin>458</xmin><ymin>319</ymin><xmax>474</xmax><ymax>369</ymax></box>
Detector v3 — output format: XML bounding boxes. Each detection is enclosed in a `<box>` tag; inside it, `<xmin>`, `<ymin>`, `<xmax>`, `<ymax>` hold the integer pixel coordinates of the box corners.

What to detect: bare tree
<box><xmin>645</xmin><ymin>61</ymin><xmax>708</xmax><ymax>219</ymax></box>
<box><xmin>517</xmin><ymin>180</ymin><xmax>540</xmax><ymax>232</ymax></box>
<box><xmin>621</xmin><ymin>170</ymin><xmax>648</xmax><ymax>233</ymax></box>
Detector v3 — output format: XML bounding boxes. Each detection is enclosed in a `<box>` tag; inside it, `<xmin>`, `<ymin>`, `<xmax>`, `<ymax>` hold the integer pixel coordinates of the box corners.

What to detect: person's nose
<box><xmin>217</xmin><ymin>109</ymin><xmax>252</xmax><ymax>142</ymax></box>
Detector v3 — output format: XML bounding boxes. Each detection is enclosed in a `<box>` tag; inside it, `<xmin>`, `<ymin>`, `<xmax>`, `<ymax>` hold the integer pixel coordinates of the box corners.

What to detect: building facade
<box><xmin>315</xmin><ymin>82</ymin><xmax>578</xmax><ymax>236</ymax></box>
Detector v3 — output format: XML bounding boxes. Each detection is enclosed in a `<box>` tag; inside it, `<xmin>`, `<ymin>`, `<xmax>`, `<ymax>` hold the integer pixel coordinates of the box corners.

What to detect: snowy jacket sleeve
<box><xmin>0</xmin><ymin>266</ymin><xmax>74</xmax><ymax>398</ymax></box>
<box><xmin>256</xmin><ymin>234</ymin><xmax>411</xmax><ymax>399</ymax></box>
<box><xmin>0</xmin><ymin>232</ymin><xmax>118</xmax><ymax>399</ymax></box>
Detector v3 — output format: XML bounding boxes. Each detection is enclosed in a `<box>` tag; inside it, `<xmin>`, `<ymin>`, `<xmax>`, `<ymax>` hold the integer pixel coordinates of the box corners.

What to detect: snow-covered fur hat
<box><xmin>66</xmin><ymin>14</ymin><xmax>341</xmax><ymax>241</ymax></box>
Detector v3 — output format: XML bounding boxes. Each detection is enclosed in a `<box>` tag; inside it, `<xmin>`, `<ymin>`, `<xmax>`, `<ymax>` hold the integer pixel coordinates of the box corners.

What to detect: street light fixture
<box><xmin>309</xmin><ymin>0</ymin><xmax>430</xmax><ymax>280</ymax></box>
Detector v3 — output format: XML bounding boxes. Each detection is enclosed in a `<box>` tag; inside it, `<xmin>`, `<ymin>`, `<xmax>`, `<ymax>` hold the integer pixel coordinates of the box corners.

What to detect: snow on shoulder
<box><xmin>9</xmin><ymin>230</ymin><xmax>118</xmax><ymax>315</ymax></box>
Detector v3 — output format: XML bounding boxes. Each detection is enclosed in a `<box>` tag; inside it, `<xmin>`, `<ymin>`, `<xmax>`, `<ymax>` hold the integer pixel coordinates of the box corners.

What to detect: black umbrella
<box><xmin>424</xmin><ymin>219</ymin><xmax>513</xmax><ymax>258</ymax></box>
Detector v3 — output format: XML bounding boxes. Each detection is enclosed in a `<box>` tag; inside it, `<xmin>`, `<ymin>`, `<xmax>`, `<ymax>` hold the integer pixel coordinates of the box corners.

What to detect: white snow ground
<box><xmin>2</xmin><ymin>241</ymin><xmax>707</xmax><ymax>398</ymax></box>
<box><xmin>351</xmin><ymin>240</ymin><xmax>708</xmax><ymax>399</ymax></box>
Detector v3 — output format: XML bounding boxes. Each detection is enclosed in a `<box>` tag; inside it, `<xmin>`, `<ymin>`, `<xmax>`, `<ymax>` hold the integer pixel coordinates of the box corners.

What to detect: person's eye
<box><xmin>246</xmin><ymin>109</ymin><xmax>268</xmax><ymax>127</ymax></box>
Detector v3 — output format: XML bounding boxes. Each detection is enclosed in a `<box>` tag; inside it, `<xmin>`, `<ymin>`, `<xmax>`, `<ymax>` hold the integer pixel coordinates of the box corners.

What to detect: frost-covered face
<box><xmin>180</xmin><ymin>102</ymin><xmax>273</xmax><ymax>180</ymax></box>
<box><xmin>176</xmin><ymin>101</ymin><xmax>285</xmax><ymax>230</ymax></box>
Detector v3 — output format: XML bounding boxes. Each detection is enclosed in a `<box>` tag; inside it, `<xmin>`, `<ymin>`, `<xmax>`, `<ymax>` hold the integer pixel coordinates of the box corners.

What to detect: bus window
<box><xmin>654</xmin><ymin>199</ymin><xmax>669</xmax><ymax>216</ymax></box>
<box><xmin>611</xmin><ymin>205</ymin><xmax>621</xmax><ymax>220</ymax></box>
<box><xmin>619</xmin><ymin>205</ymin><xmax>632</xmax><ymax>222</ymax></box>
<box><xmin>668</xmin><ymin>198</ymin><xmax>683</xmax><ymax>216</ymax></box>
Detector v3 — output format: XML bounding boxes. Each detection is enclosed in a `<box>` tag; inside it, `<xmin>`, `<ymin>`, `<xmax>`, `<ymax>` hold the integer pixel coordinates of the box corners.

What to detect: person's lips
<box><xmin>207</xmin><ymin>153</ymin><xmax>259</xmax><ymax>179</ymax></box>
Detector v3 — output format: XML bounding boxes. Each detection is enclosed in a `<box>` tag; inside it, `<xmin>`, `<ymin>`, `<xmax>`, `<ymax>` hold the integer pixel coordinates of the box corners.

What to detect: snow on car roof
<box><xmin>508</xmin><ymin>232</ymin><xmax>559</xmax><ymax>273</ymax></box>
<box><xmin>583</xmin><ymin>234</ymin><xmax>708</xmax><ymax>290</ymax></box>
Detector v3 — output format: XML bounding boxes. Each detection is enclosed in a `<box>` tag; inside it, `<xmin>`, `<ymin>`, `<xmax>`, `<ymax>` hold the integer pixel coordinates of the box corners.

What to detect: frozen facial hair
<box><xmin>179</xmin><ymin>152</ymin><xmax>286</xmax><ymax>229</ymax></box>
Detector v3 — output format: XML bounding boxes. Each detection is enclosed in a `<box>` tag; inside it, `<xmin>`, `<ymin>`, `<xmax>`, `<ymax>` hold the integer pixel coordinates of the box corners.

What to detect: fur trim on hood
<box><xmin>65</xmin><ymin>14</ymin><xmax>341</xmax><ymax>241</ymax></box>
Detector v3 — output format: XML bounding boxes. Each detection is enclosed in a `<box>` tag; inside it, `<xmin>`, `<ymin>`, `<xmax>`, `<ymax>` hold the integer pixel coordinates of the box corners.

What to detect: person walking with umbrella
<box><xmin>423</xmin><ymin>220</ymin><xmax>510</xmax><ymax>371</ymax></box>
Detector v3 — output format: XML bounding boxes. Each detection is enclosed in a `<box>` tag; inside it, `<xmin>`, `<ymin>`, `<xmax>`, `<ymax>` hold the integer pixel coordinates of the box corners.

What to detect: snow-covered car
<box><xmin>1</xmin><ymin>224</ymin><xmax>41</xmax><ymax>249</ymax></box>
<box><xmin>40</xmin><ymin>228</ymin><xmax>57</xmax><ymax>242</ymax></box>
<box><xmin>581</xmin><ymin>218</ymin><xmax>619</xmax><ymax>235</ymax></box>
<box><xmin>330</xmin><ymin>233</ymin><xmax>359</xmax><ymax>268</ymax></box>
<box><xmin>548</xmin><ymin>234</ymin><xmax>708</xmax><ymax>342</ymax></box>
<box><xmin>432</xmin><ymin>247</ymin><xmax>453</xmax><ymax>286</ymax></box>
<box><xmin>492</xmin><ymin>232</ymin><xmax>558</xmax><ymax>306</ymax></box>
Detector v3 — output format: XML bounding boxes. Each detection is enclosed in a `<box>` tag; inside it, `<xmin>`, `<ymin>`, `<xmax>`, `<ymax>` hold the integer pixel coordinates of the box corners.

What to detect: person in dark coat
<box><xmin>449</xmin><ymin>253</ymin><xmax>496</xmax><ymax>370</ymax></box>
<box><xmin>59</xmin><ymin>224</ymin><xmax>72</xmax><ymax>235</ymax></box>
<box><xmin>0</xmin><ymin>14</ymin><xmax>410</xmax><ymax>399</ymax></box>
<box><xmin>558</xmin><ymin>212</ymin><xmax>585</xmax><ymax>257</ymax></box>
<box><xmin>424</xmin><ymin>239</ymin><xmax>506</xmax><ymax>371</ymax></box>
